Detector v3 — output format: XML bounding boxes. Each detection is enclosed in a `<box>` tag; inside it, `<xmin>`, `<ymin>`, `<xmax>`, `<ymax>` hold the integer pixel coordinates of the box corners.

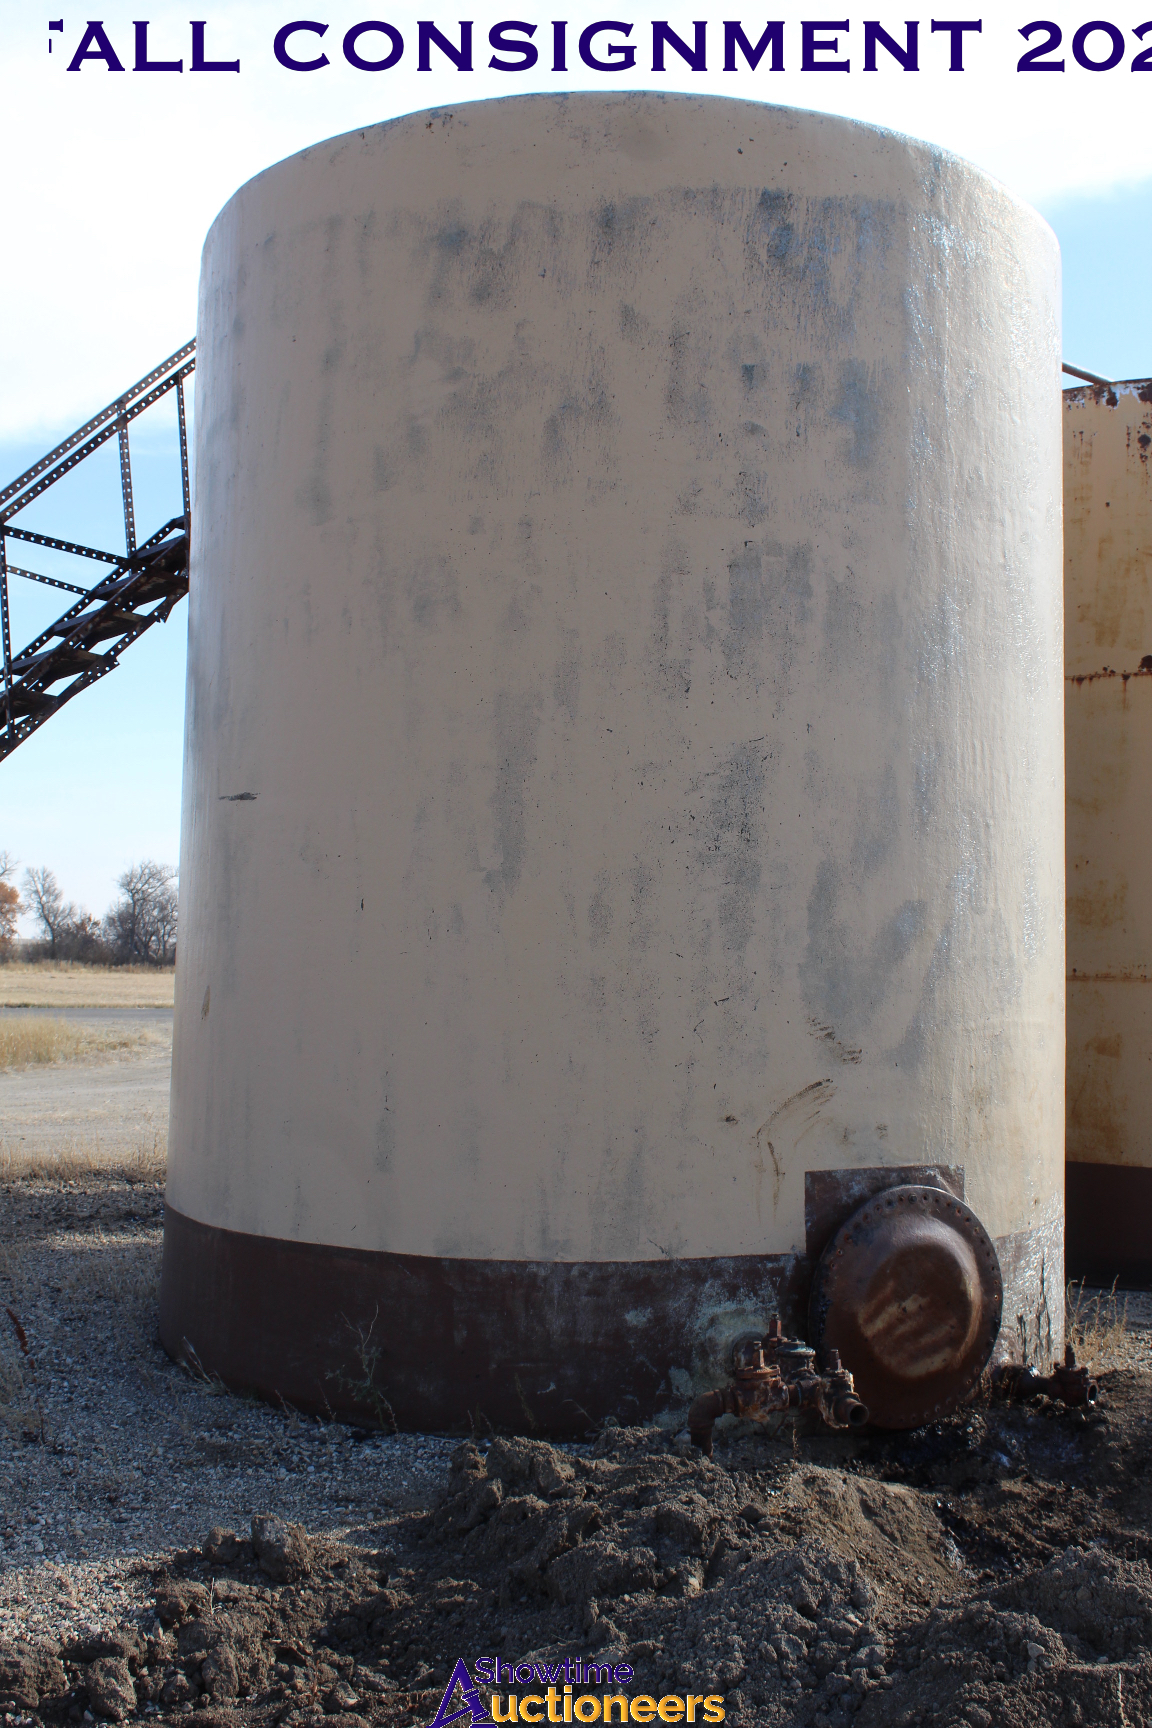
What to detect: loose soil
<box><xmin>3</xmin><ymin>1173</ymin><xmax>1152</xmax><ymax>1728</ymax></box>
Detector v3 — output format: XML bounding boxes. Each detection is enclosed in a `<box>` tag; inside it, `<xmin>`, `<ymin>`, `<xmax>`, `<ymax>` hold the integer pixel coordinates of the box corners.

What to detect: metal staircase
<box><xmin>1</xmin><ymin>340</ymin><xmax>196</xmax><ymax>763</ymax></box>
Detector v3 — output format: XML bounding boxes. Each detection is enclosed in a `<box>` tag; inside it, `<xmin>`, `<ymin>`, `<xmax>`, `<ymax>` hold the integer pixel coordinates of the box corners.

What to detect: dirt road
<box><xmin>0</xmin><ymin>1008</ymin><xmax>171</xmax><ymax>1168</ymax></box>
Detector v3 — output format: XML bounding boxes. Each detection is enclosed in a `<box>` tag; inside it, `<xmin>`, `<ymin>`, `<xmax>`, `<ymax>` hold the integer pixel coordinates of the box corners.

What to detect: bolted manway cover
<box><xmin>808</xmin><ymin>1186</ymin><xmax>1003</xmax><ymax>1429</ymax></box>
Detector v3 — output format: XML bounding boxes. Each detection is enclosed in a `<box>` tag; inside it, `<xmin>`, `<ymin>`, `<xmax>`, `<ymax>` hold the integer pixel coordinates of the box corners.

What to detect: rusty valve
<box><xmin>760</xmin><ymin>1321</ymin><xmax>870</xmax><ymax>1431</ymax></box>
<box><xmin>991</xmin><ymin>1342</ymin><xmax>1098</xmax><ymax>1409</ymax></box>
<box><xmin>820</xmin><ymin>1347</ymin><xmax>872</xmax><ymax>1430</ymax></box>
<box><xmin>687</xmin><ymin>1324</ymin><xmax>870</xmax><ymax>1457</ymax></box>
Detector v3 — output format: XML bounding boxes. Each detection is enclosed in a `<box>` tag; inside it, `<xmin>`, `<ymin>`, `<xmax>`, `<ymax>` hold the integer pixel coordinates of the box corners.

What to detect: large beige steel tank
<box><xmin>160</xmin><ymin>94</ymin><xmax>1065</xmax><ymax>1433</ymax></box>
<box><xmin>1065</xmin><ymin>378</ymin><xmax>1152</xmax><ymax>1284</ymax></box>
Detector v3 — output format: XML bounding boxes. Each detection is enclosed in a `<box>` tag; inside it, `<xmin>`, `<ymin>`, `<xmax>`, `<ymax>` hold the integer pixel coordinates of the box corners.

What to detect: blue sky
<box><xmin>1</xmin><ymin>404</ymin><xmax>193</xmax><ymax>928</ymax></box>
<box><xmin>1</xmin><ymin>4</ymin><xmax>1150</xmax><ymax>926</ymax></box>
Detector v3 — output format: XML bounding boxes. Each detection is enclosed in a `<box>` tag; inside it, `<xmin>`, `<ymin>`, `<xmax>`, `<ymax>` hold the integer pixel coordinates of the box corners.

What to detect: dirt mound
<box><xmin>1001</xmin><ymin>1543</ymin><xmax>1152</xmax><ymax>1659</ymax></box>
<box><xmin>5</xmin><ymin>1392</ymin><xmax>1152</xmax><ymax>1728</ymax></box>
<box><xmin>0</xmin><ymin>1428</ymin><xmax>951</xmax><ymax>1726</ymax></box>
<box><xmin>773</xmin><ymin>1468</ymin><xmax>960</xmax><ymax>1599</ymax></box>
<box><xmin>858</xmin><ymin>1546</ymin><xmax>1152</xmax><ymax>1728</ymax></box>
<box><xmin>432</xmin><ymin>1431</ymin><xmax>900</xmax><ymax>1715</ymax></box>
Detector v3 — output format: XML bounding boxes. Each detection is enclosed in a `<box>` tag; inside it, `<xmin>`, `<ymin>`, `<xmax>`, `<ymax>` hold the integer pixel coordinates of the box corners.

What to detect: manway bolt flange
<box><xmin>807</xmin><ymin>1184</ymin><xmax>1003</xmax><ymax>1430</ymax></box>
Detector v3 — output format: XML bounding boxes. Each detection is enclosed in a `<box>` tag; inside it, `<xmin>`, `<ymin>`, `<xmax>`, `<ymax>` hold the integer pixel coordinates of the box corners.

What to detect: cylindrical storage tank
<box><xmin>1065</xmin><ymin>378</ymin><xmax>1152</xmax><ymax>1285</ymax></box>
<box><xmin>161</xmin><ymin>94</ymin><xmax>1064</xmax><ymax>1434</ymax></box>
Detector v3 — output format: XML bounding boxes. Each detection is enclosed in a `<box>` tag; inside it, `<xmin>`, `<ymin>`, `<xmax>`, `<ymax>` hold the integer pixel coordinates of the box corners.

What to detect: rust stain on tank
<box><xmin>1067</xmin><ymin>987</ymin><xmax>1129</xmax><ymax>1165</ymax></box>
<box><xmin>1067</xmin><ymin>1061</ymin><xmax>1126</xmax><ymax>1164</ymax></box>
<box><xmin>1068</xmin><ymin>968</ymin><xmax>1151</xmax><ymax>983</ymax></box>
<box><xmin>1068</xmin><ymin>880</ymin><xmax>1128</xmax><ymax>931</ymax></box>
<box><xmin>1067</xmin><ymin>667</ymin><xmax>1152</xmax><ymax>686</ymax></box>
<box><xmin>1065</xmin><ymin>377</ymin><xmax>1152</xmax><ymax>1212</ymax></box>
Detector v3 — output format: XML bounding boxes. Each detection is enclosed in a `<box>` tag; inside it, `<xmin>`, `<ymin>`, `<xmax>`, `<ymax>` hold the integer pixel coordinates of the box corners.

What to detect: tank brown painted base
<box><xmin>1066</xmin><ymin>1162</ymin><xmax>1152</xmax><ymax>1287</ymax></box>
<box><xmin>160</xmin><ymin>1200</ymin><xmax>1059</xmax><ymax>1434</ymax></box>
<box><xmin>160</xmin><ymin>1205</ymin><xmax>814</xmax><ymax>1435</ymax></box>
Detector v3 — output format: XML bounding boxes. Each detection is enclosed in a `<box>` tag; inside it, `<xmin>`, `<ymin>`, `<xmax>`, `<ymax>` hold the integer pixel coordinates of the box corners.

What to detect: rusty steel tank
<box><xmin>160</xmin><ymin>94</ymin><xmax>1065</xmax><ymax>1434</ymax></box>
<box><xmin>1065</xmin><ymin>377</ymin><xmax>1152</xmax><ymax>1285</ymax></box>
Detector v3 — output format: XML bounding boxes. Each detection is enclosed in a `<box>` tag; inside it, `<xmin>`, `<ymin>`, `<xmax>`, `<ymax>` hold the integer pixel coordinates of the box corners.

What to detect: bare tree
<box><xmin>0</xmin><ymin>852</ymin><xmax>19</xmax><ymax>953</ymax></box>
<box><xmin>22</xmin><ymin>866</ymin><xmax>73</xmax><ymax>957</ymax></box>
<box><xmin>104</xmin><ymin>861</ymin><xmax>178</xmax><ymax>965</ymax></box>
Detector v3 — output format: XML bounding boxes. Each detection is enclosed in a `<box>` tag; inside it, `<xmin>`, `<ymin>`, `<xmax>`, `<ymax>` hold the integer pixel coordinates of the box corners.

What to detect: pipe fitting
<box><xmin>687</xmin><ymin>1327</ymin><xmax>870</xmax><ymax>1456</ymax></box>
<box><xmin>687</xmin><ymin>1389</ymin><xmax>731</xmax><ymax>1455</ymax></box>
<box><xmin>992</xmin><ymin>1343</ymin><xmax>1098</xmax><ymax>1408</ymax></box>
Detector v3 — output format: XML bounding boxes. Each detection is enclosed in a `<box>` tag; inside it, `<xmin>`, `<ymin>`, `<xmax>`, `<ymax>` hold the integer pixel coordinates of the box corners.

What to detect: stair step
<box><xmin>10</xmin><ymin>644</ymin><xmax>110</xmax><ymax>677</ymax></box>
<box><xmin>50</xmin><ymin>609</ymin><xmax>137</xmax><ymax>644</ymax></box>
<box><xmin>3</xmin><ymin>686</ymin><xmax>57</xmax><ymax>717</ymax></box>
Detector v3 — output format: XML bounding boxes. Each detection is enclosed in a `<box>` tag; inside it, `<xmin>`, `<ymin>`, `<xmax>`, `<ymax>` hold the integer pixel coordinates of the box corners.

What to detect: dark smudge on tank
<box><xmin>295</xmin><ymin>453</ymin><xmax>333</xmax><ymax>528</ymax></box>
<box><xmin>590</xmin><ymin>1128</ymin><xmax>650</xmax><ymax>1260</ymax></box>
<box><xmin>588</xmin><ymin>195</ymin><xmax>651</xmax><ymax>276</ymax></box>
<box><xmin>822</xmin><ymin>567</ymin><xmax>869</xmax><ymax>673</ymax></box>
<box><xmin>665</xmin><ymin>319</ymin><xmax>713</xmax><ymax>431</ymax></box>
<box><xmin>553</xmin><ymin>627</ymin><xmax>581</xmax><ymax>724</ymax></box>
<box><xmin>850</xmin><ymin>763</ymin><xmax>900</xmax><ymax>879</ymax></box>
<box><xmin>723</xmin><ymin>540</ymin><xmax>813</xmax><ymax>679</ymax></box>
<box><xmin>831</xmin><ymin>358</ymin><xmax>886</xmax><ymax>468</ymax></box>
<box><xmin>484</xmin><ymin>689</ymin><xmax>543</xmax><ymax>898</ymax></box>
<box><xmin>650</xmin><ymin>539</ymin><xmax>693</xmax><ymax>701</ymax></box>
<box><xmin>422</xmin><ymin>214</ymin><xmax>469</xmax><ymax>303</ymax></box>
<box><xmin>628</xmin><ymin>861</ymin><xmax>659</xmax><ymax>954</ymax></box>
<box><xmin>887</xmin><ymin>896</ymin><xmax>1020</xmax><ymax>1087</ymax></box>
<box><xmin>587</xmin><ymin>870</ymin><xmax>613</xmax><ymax>950</ymax></box>
<box><xmin>696</xmin><ymin>743</ymin><xmax>771</xmax><ymax>960</ymax></box>
<box><xmin>373</xmin><ymin>1110</ymin><xmax>395</xmax><ymax>1176</ymax></box>
<box><xmin>800</xmin><ymin>856</ymin><xmax>928</xmax><ymax>1041</ymax></box>
<box><xmin>541</xmin><ymin>381</ymin><xmax>616</xmax><ymax>487</ymax></box>
<box><xmin>633</xmin><ymin>965</ymin><xmax>661</xmax><ymax>1048</ymax></box>
<box><xmin>407</xmin><ymin>554</ymin><xmax>462</xmax><ymax>629</ymax></box>
<box><xmin>744</xmin><ymin>193</ymin><xmax>897</xmax><ymax>349</ymax></box>
<box><xmin>913</xmin><ymin>743</ymin><xmax>941</xmax><ymax>833</ymax></box>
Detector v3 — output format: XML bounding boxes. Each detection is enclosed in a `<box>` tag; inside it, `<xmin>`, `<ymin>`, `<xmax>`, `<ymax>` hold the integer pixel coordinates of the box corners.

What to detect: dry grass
<box><xmin>0</xmin><ymin>1132</ymin><xmax>167</xmax><ymax>1186</ymax></box>
<box><xmin>0</xmin><ymin>961</ymin><xmax>174</xmax><ymax>1009</ymax></box>
<box><xmin>0</xmin><ymin>1014</ymin><xmax>161</xmax><ymax>1073</ymax></box>
<box><xmin>1067</xmin><ymin>1278</ymin><xmax>1139</xmax><ymax>1371</ymax></box>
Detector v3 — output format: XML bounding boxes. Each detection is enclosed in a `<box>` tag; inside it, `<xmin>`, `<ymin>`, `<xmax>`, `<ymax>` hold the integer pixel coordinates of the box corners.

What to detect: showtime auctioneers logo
<box><xmin>426</xmin><ymin>1656</ymin><xmax>726</xmax><ymax>1726</ymax></box>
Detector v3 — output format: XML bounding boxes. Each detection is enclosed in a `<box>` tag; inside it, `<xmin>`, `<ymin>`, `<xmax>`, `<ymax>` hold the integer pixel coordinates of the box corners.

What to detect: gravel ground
<box><xmin>0</xmin><ymin>1176</ymin><xmax>455</xmax><ymax>1645</ymax></box>
<box><xmin>7</xmin><ymin>990</ymin><xmax>1152</xmax><ymax>1726</ymax></box>
<box><xmin>5</xmin><ymin>1168</ymin><xmax>1152</xmax><ymax>1728</ymax></box>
